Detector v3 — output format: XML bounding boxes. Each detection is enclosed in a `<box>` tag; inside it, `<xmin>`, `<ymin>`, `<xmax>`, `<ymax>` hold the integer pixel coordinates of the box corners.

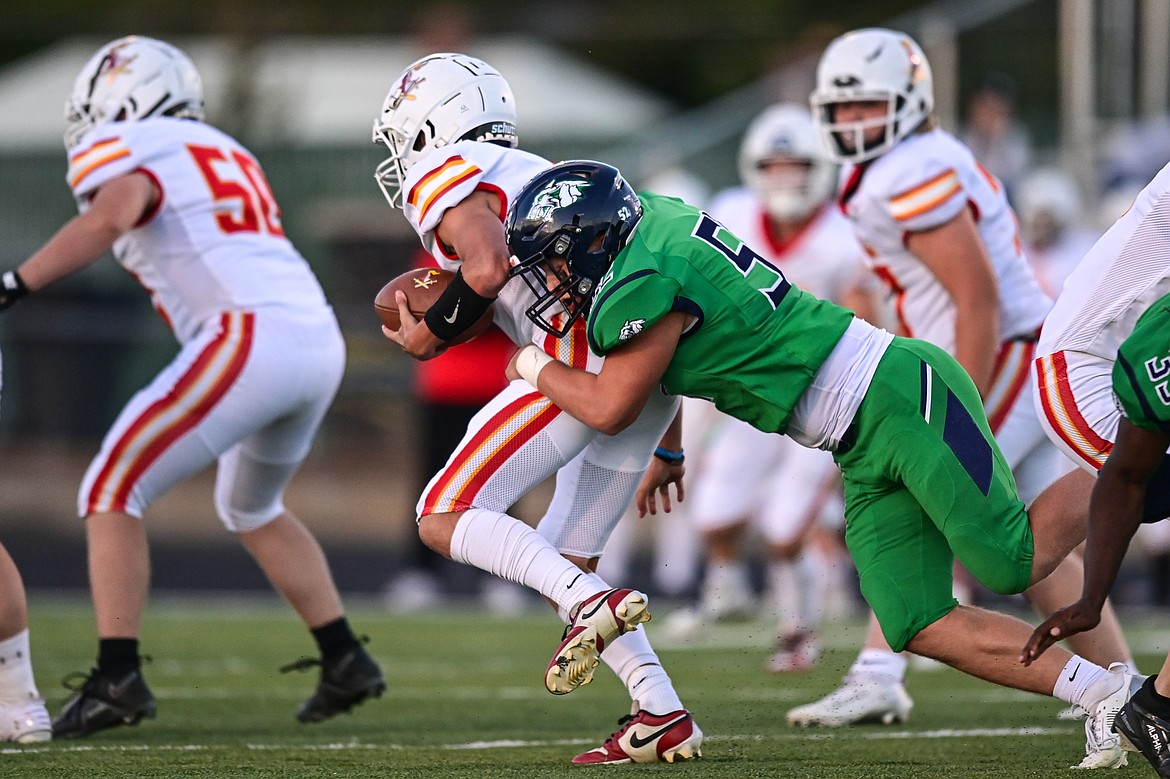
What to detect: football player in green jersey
<box><xmin>500</xmin><ymin>160</ymin><xmax>1139</xmax><ymax>768</ymax></box>
<box><xmin>1024</xmin><ymin>295</ymin><xmax>1170</xmax><ymax>776</ymax></box>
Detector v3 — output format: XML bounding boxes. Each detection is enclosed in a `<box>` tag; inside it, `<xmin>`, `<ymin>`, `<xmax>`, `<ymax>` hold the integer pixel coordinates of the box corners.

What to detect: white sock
<box><xmin>449</xmin><ymin>508</ymin><xmax>606</xmax><ymax>617</ymax></box>
<box><xmin>0</xmin><ymin>629</ymin><xmax>41</xmax><ymax>704</ymax></box>
<box><xmin>768</xmin><ymin>559</ymin><xmax>800</xmax><ymax>632</ymax></box>
<box><xmin>602</xmin><ymin>627</ymin><xmax>684</xmax><ymax>715</ymax></box>
<box><xmin>768</xmin><ymin>553</ymin><xmax>827</xmax><ymax>635</ymax></box>
<box><xmin>1052</xmin><ymin>656</ymin><xmax>1109</xmax><ymax>708</ymax></box>
<box><xmin>701</xmin><ymin>560</ymin><xmax>751</xmax><ymax>614</ymax></box>
<box><xmin>849</xmin><ymin>649</ymin><xmax>907</xmax><ymax>684</ymax></box>
<box><xmin>797</xmin><ymin>550</ymin><xmax>826</xmax><ymax>630</ymax></box>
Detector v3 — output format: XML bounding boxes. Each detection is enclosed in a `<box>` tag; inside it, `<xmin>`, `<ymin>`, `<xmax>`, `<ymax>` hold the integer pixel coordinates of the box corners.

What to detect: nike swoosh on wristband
<box><xmin>566</xmin><ymin>574</ymin><xmax>582</xmax><ymax>590</ymax></box>
<box><xmin>443</xmin><ymin>301</ymin><xmax>461</xmax><ymax>324</ymax></box>
<box><xmin>628</xmin><ymin>715</ymin><xmax>688</xmax><ymax>749</ymax></box>
<box><xmin>1068</xmin><ymin>663</ymin><xmax>1080</xmax><ymax>682</ymax></box>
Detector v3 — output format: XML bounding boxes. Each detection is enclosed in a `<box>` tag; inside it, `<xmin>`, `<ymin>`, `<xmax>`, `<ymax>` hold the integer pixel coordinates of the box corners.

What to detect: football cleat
<box><xmin>545</xmin><ymin>588</ymin><xmax>650</xmax><ymax>695</ymax></box>
<box><xmin>786</xmin><ymin>673</ymin><xmax>913</xmax><ymax>727</ymax></box>
<box><xmin>281</xmin><ymin>640</ymin><xmax>387</xmax><ymax>723</ymax></box>
<box><xmin>1115</xmin><ymin>689</ymin><xmax>1170</xmax><ymax>778</ymax></box>
<box><xmin>1075</xmin><ymin>662</ymin><xmax>1138</xmax><ymax>770</ymax></box>
<box><xmin>0</xmin><ymin>698</ymin><xmax>52</xmax><ymax>743</ymax></box>
<box><xmin>51</xmin><ymin>667</ymin><xmax>156</xmax><ymax>739</ymax></box>
<box><xmin>572</xmin><ymin>703</ymin><xmax>703</xmax><ymax>765</ymax></box>
<box><xmin>765</xmin><ymin>629</ymin><xmax>821</xmax><ymax>674</ymax></box>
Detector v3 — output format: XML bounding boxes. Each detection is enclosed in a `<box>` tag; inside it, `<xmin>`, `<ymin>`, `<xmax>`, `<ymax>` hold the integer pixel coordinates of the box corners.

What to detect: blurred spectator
<box><xmin>960</xmin><ymin>72</ymin><xmax>1032</xmax><ymax>200</ymax></box>
<box><xmin>1101</xmin><ymin>114</ymin><xmax>1170</xmax><ymax>195</ymax></box>
<box><xmin>1016</xmin><ymin>167</ymin><xmax>1099</xmax><ymax>299</ymax></box>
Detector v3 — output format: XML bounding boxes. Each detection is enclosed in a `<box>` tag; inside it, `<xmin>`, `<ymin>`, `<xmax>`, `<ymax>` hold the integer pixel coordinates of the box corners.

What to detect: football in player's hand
<box><xmin>374</xmin><ymin>267</ymin><xmax>493</xmax><ymax>345</ymax></box>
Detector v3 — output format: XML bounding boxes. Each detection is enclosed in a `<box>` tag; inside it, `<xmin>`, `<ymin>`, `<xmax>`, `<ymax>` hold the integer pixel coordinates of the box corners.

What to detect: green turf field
<box><xmin>6</xmin><ymin>593</ymin><xmax>1167</xmax><ymax>778</ymax></box>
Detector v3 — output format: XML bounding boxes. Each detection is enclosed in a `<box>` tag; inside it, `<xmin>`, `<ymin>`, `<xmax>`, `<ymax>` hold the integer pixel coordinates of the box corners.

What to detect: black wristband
<box><xmin>0</xmin><ymin>270</ymin><xmax>29</xmax><ymax>311</ymax></box>
<box><xmin>653</xmin><ymin>446</ymin><xmax>685</xmax><ymax>466</ymax></box>
<box><xmin>423</xmin><ymin>270</ymin><xmax>495</xmax><ymax>342</ymax></box>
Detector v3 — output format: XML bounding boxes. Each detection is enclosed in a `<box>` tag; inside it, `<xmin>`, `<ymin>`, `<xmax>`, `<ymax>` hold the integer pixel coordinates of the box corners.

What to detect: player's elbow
<box><xmin>590</xmin><ymin>403</ymin><xmax>639</xmax><ymax>436</ymax></box>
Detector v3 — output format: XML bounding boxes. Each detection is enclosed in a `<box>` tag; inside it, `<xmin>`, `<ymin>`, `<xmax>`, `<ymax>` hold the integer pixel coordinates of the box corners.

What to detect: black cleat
<box><xmin>281</xmin><ymin>639</ymin><xmax>386</xmax><ymax>723</ymax></box>
<box><xmin>1116</xmin><ymin>695</ymin><xmax>1170</xmax><ymax>778</ymax></box>
<box><xmin>51</xmin><ymin>667</ymin><xmax>157</xmax><ymax>739</ymax></box>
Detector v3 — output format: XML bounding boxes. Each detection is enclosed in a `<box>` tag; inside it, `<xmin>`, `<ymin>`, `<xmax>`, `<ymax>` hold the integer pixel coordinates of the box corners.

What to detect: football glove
<box><xmin>0</xmin><ymin>270</ymin><xmax>28</xmax><ymax>311</ymax></box>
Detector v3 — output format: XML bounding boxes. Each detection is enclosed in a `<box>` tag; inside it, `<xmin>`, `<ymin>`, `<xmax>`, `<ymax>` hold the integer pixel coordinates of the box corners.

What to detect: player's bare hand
<box><xmin>383</xmin><ymin>290</ymin><xmax>446</xmax><ymax>360</ymax></box>
<box><xmin>635</xmin><ymin>458</ymin><xmax>685</xmax><ymax>517</ymax></box>
<box><xmin>1020</xmin><ymin>600</ymin><xmax>1101</xmax><ymax>665</ymax></box>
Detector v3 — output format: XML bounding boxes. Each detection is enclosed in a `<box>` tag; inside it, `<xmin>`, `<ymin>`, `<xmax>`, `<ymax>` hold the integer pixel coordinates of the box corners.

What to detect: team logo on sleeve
<box><xmin>619</xmin><ymin>319</ymin><xmax>645</xmax><ymax>341</ymax></box>
<box><xmin>527</xmin><ymin>179</ymin><xmax>591</xmax><ymax>222</ymax></box>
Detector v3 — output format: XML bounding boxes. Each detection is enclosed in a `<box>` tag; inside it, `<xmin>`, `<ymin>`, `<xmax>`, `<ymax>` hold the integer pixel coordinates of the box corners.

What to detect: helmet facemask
<box><xmin>813</xmin><ymin>94</ymin><xmax>907</xmax><ymax>163</ymax></box>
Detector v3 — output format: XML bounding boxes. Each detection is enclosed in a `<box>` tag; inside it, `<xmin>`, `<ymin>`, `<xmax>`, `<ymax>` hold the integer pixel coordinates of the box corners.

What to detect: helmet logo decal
<box><xmin>832</xmin><ymin>75</ymin><xmax>861</xmax><ymax>88</ymax></box>
<box><xmin>91</xmin><ymin>43</ymin><xmax>138</xmax><ymax>97</ymax></box>
<box><xmin>526</xmin><ymin>179</ymin><xmax>592</xmax><ymax>222</ymax></box>
<box><xmin>389</xmin><ymin>66</ymin><xmax>426</xmax><ymax>110</ymax></box>
<box><xmin>864</xmin><ymin>43</ymin><xmax>884</xmax><ymax>62</ymax></box>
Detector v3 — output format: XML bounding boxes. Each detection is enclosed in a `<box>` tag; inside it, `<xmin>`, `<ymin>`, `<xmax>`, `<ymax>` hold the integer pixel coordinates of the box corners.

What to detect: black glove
<box><xmin>0</xmin><ymin>270</ymin><xmax>28</xmax><ymax>311</ymax></box>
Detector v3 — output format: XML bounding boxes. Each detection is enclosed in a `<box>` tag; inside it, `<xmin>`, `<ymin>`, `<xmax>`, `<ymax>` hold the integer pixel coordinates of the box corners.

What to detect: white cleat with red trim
<box><xmin>573</xmin><ymin>704</ymin><xmax>703</xmax><ymax>765</ymax></box>
<box><xmin>545</xmin><ymin>588</ymin><xmax>650</xmax><ymax>695</ymax></box>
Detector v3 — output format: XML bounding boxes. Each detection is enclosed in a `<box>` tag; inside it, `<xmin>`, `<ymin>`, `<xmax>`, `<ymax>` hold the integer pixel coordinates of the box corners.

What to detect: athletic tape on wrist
<box><xmin>515</xmin><ymin>345</ymin><xmax>554</xmax><ymax>387</ymax></box>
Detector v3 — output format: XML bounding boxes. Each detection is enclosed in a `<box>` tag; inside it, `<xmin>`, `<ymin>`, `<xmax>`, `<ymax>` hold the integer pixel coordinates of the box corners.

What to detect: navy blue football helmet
<box><xmin>505</xmin><ymin>161</ymin><xmax>642</xmax><ymax>337</ymax></box>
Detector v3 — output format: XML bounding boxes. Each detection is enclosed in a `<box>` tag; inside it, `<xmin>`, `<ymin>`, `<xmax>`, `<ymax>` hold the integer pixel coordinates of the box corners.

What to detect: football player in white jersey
<box><xmin>373</xmin><ymin>53</ymin><xmax>701</xmax><ymax>765</ymax></box>
<box><xmin>0</xmin><ymin>36</ymin><xmax>385</xmax><ymax>738</ymax></box>
<box><xmin>790</xmin><ymin>28</ymin><xmax>1136</xmax><ymax>765</ymax></box>
<box><xmin>1016</xmin><ymin>167</ymin><xmax>1099</xmax><ymax>299</ymax></box>
<box><xmin>662</xmin><ymin>104</ymin><xmax>875</xmax><ymax>672</ymax></box>
<box><xmin>1023</xmin><ymin>163</ymin><xmax>1170</xmax><ymax>777</ymax></box>
<box><xmin>0</xmin><ymin>352</ymin><xmax>52</xmax><ymax>743</ymax></box>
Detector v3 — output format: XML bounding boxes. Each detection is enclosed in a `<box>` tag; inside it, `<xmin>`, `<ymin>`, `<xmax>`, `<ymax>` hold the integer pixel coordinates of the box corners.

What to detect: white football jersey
<box><xmin>839</xmin><ymin>128</ymin><xmax>1049</xmax><ymax>352</ymax></box>
<box><xmin>1037</xmin><ymin>160</ymin><xmax>1170</xmax><ymax>361</ymax></box>
<box><xmin>402</xmin><ymin>141</ymin><xmax>553</xmax><ymax>347</ymax></box>
<box><xmin>705</xmin><ymin>188</ymin><xmax>870</xmax><ymax>303</ymax></box>
<box><xmin>67</xmin><ymin>118</ymin><xmax>330</xmax><ymax>344</ymax></box>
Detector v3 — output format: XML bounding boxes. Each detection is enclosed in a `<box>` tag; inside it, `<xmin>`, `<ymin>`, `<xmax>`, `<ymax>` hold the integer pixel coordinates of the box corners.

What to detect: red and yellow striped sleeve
<box><xmin>68</xmin><ymin>136</ymin><xmax>132</xmax><ymax>191</ymax></box>
<box><xmin>888</xmin><ymin>168</ymin><xmax>961</xmax><ymax>223</ymax></box>
<box><xmin>407</xmin><ymin>155</ymin><xmax>483</xmax><ymax>225</ymax></box>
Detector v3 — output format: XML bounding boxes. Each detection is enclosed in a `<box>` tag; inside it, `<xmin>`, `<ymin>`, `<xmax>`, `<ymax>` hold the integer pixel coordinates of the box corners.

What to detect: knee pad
<box><xmin>214</xmin><ymin>451</ymin><xmax>295</xmax><ymax>532</ymax></box>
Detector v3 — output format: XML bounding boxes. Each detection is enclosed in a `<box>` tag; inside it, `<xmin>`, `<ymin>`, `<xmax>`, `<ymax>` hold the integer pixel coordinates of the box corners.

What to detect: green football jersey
<box><xmin>586</xmin><ymin>192</ymin><xmax>854</xmax><ymax>434</ymax></box>
<box><xmin>1113</xmin><ymin>292</ymin><xmax>1170</xmax><ymax>435</ymax></box>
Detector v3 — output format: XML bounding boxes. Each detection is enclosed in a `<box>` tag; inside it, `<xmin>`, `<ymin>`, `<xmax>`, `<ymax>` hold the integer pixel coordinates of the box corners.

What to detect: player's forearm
<box><xmin>19</xmin><ymin>212</ymin><xmax>121</xmax><ymax>291</ymax></box>
<box><xmin>1080</xmin><ymin>468</ymin><xmax>1146</xmax><ymax>609</ymax></box>
<box><xmin>536</xmin><ymin>360</ymin><xmax>645</xmax><ymax>435</ymax></box>
<box><xmin>953</xmin><ymin>305</ymin><xmax>999</xmax><ymax>397</ymax></box>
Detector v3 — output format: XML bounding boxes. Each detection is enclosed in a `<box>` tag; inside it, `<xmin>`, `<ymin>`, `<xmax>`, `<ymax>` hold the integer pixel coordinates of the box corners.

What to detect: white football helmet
<box><xmin>738</xmin><ymin>103</ymin><xmax>837</xmax><ymax>221</ymax></box>
<box><xmin>1017</xmin><ymin>168</ymin><xmax>1081</xmax><ymax>229</ymax></box>
<box><xmin>64</xmin><ymin>36</ymin><xmax>204</xmax><ymax>149</ymax></box>
<box><xmin>372</xmin><ymin>52</ymin><xmax>517</xmax><ymax>209</ymax></box>
<box><xmin>810</xmin><ymin>28</ymin><xmax>933</xmax><ymax>163</ymax></box>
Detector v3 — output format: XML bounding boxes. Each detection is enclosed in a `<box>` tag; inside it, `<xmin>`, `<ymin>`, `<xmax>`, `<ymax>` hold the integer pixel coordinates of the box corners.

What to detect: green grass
<box><xmin>8</xmin><ymin>593</ymin><xmax>1168</xmax><ymax>778</ymax></box>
